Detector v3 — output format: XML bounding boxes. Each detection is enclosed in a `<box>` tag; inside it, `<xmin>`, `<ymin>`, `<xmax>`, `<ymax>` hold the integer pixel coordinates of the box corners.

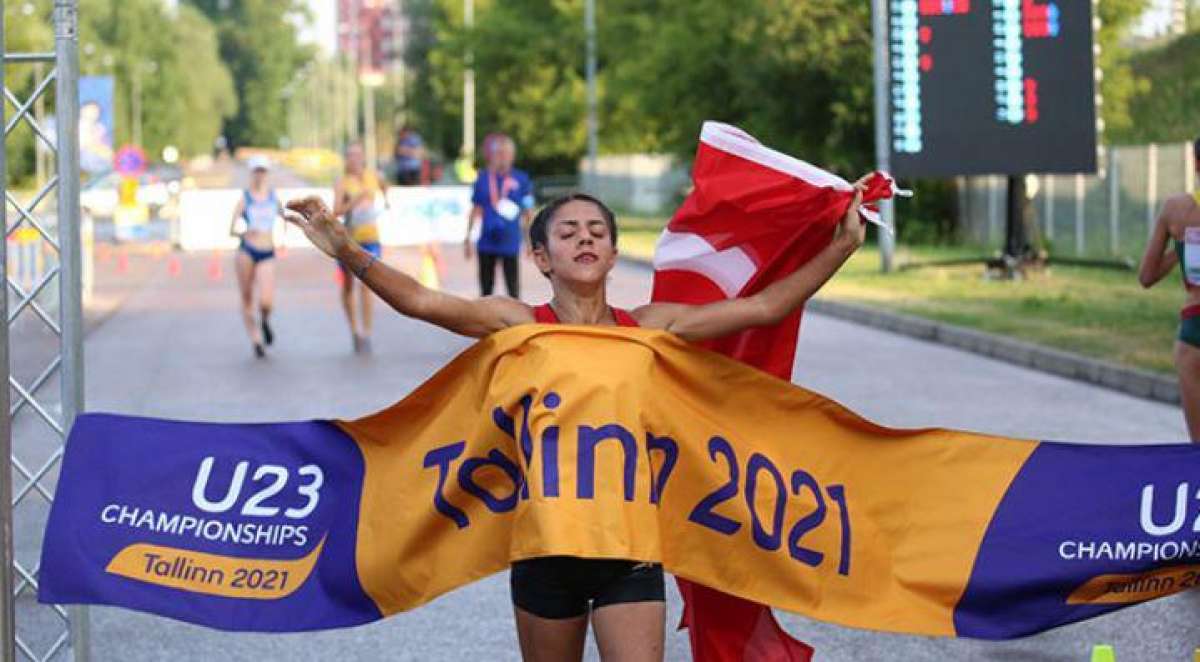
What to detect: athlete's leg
<box><xmin>511</xmin><ymin>558</ymin><xmax>589</xmax><ymax>662</ymax></box>
<box><xmin>591</xmin><ymin>601</ymin><xmax>665</xmax><ymax>662</ymax></box>
<box><xmin>340</xmin><ymin>264</ymin><xmax>360</xmax><ymax>344</ymax></box>
<box><xmin>359</xmin><ymin>277</ymin><xmax>374</xmax><ymax>340</ymax></box>
<box><xmin>257</xmin><ymin>258</ymin><xmax>276</xmax><ymax>345</ymax></box>
<box><xmin>1175</xmin><ymin>340</ymin><xmax>1200</xmax><ymax>442</ymax></box>
<box><xmin>234</xmin><ymin>249</ymin><xmax>262</xmax><ymax>347</ymax></box>
<box><xmin>358</xmin><ymin>244</ymin><xmax>380</xmax><ymax>345</ymax></box>
<box><xmin>428</xmin><ymin>240</ymin><xmax>445</xmax><ymax>278</ymax></box>
<box><xmin>513</xmin><ymin>608</ymin><xmax>587</xmax><ymax>662</ymax></box>
<box><xmin>590</xmin><ymin>562</ymin><xmax>665</xmax><ymax>662</ymax></box>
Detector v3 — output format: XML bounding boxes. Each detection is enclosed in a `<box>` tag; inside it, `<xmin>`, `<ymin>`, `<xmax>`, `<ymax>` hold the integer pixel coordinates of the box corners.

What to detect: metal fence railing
<box><xmin>2</xmin><ymin>2</ymin><xmax>87</xmax><ymax>661</ymax></box>
<box><xmin>958</xmin><ymin>142</ymin><xmax>1197</xmax><ymax>263</ymax></box>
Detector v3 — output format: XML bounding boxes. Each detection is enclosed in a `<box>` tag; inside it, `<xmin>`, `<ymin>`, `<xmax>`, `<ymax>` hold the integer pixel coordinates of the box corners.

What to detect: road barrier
<box><xmin>177</xmin><ymin>186</ymin><xmax>473</xmax><ymax>252</ymax></box>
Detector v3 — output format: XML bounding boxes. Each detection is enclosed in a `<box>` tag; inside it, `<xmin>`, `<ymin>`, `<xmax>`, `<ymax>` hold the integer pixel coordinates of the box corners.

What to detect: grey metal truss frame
<box><xmin>1</xmin><ymin>2</ymin><xmax>87</xmax><ymax>660</ymax></box>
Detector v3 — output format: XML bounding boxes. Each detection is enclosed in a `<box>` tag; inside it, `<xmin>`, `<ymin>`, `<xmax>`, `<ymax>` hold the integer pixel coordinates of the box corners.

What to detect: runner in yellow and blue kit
<box><xmin>334</xmin><ymin>142</ymin><xmax>391</xmax><ymax>354</ymax></box>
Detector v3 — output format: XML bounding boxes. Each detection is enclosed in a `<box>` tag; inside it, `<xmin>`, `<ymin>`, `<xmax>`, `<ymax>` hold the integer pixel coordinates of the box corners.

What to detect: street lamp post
<box><xmin>871</xmin><ymin>0</ymin><xmax>895</xmax><ymax>273</ymax></box>
<box><xmin>585</xmin><ymin>0</ymin><xmax>597</xmax><ymax>182</ymax></box>
<box><xmin>462</xmin><ymin>0</ymin><xmax>475</xmax><ymax>162</ymax></box>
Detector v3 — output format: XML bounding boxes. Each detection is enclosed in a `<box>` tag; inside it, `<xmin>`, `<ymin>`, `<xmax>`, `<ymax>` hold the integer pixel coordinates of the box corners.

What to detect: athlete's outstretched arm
<box><xmin>634</xmin><ymin>187</ymin><xmax>866</xmax><ymax>342</ymax></box>
<box><xmin>1139</xmin><ymin>197</ymin><xmax>1181</xmax><ymax>288</ymax></box>
<box><xmin>284</xmin><ymin>196</ymin><xmax>530</xmax><ymax>337</ymax></box>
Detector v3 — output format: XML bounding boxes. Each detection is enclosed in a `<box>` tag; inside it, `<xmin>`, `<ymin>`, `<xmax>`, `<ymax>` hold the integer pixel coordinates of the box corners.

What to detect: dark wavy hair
<box><xmin>529</xmin><ymin>193</ymin><xmax>618</xmax><ymax>251</ymax></box>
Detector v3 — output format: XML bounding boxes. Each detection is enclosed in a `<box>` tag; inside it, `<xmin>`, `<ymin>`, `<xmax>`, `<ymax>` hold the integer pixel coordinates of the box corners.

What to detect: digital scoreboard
<box><xmin>887</xmin><ymin>0</ymin><xmax>1098</xmax><ymax>177</ymax></box>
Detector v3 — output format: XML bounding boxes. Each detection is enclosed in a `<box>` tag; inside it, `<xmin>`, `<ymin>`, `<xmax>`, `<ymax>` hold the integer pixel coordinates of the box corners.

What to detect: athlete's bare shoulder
<box><xmin>628</xmin><ymin>302</ymin><xmax>680</xmax><ymax>330</ymax></box>
<box><xmin>1162</xmin><ymin>193</ymin><xmax>1200</xmax><ymax>235</ymax></box>
<box><xmin>1165</xmin><ymin>192</ymin><xmax>1200</xmax><ymax>214</ymax></box>
<box><xmin>481</xmin><ymin>296</ymin><xmax>536</xmax><ymax>329</ymax></box>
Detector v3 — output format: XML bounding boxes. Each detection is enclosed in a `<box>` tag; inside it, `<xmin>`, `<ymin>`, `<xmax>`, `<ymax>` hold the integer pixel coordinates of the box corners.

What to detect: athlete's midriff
<box><xmin>342</xmin><ymin>171</ymin><xmax>382</xmax><ymax>244</ymax></box>
<box><xmin>242</xmin><ymin>229</ymin><xmax>274</xmax><ymax>251</ymax></box>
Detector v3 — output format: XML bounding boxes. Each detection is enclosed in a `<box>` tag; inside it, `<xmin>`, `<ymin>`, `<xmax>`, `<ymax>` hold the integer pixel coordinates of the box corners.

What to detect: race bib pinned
<box><xmin>1184</xmin><ymin>227</ymin><xmax>1200</xmax><ymax>286</ymax></box>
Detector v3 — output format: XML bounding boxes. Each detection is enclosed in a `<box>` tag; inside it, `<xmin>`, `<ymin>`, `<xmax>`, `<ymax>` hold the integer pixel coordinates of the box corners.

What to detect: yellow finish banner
<box><xmin>344</xmin><ymin>325</ymin><xmax>1033</xmax><ymax>637</ymax></box>
<box><xmin>43</xmin><ymin>326</ymin><xmax>1200</xmax><ymax>637</ymax></box>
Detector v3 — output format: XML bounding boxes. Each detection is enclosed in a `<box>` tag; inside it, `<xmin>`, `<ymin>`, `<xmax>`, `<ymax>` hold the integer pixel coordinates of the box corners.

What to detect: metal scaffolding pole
<box><xmin>0</xmin><ymin>9</ymin><xmax>15</xmax><ymax>662</ymax></box>
<box><xmin>54</xmin><ymin>0</ymin><xmax>88</xmax><ymax>655</ymax></box>
<box><xmin>54</xmin><ymin>0</ymin><xmax>87</xmax><ymax>657</ymax></box>
<box><xmin>3</xmin><ymin>2</ymin><xmax>87</xmax><ymax>659</ymax></box>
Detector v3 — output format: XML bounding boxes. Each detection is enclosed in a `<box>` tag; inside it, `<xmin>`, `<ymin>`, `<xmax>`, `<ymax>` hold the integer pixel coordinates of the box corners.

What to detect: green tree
<box><xmin>4</xmin><ymin>1</ymin><xmax>234</xmax><ymax>183</ymax></box>
<box><xmin>410</xmin><ymin>1</ymin><xmax>876</xmax><ymax>175</ymax></box>
<box><xmin>171</xmin><ymin>5</ymin><xmax>238</xmax><ymax>155</ymax></box>
<box><xmin>189</xmin><ymin>0</ymin><xmax>313</xmax><ymax>148</ymax></box>
<box><xmin>403</xmin><ymin>0</ymin><xmax>459</xmax><ymax>161</ymax></box>
<box><xmin>1109</xmin><ymin>29</ymin><xmax>1200</xmax><ymax>143</ymax></box>
<box><xmin>1097</xmin><ymin>0</ymin><xmax>1153</xmax><ymax>139</ymax></box>
<box><xmin>78</xmin><ymin>0</ymin><xmax>236</xmax><ymax>158</ymax></box>
<box><xmin>413</xmin><ymin>0</ymin><xmax>592</xmax><ymax>173</ymax></box>
<box><xmin>609</xmin><ymin>1</ymin><xmax>875</xmax><ymax>174</ymax></box>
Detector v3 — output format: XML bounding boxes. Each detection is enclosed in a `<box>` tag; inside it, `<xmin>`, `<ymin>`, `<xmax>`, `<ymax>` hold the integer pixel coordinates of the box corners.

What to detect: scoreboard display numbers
<box><xmin>888</xmin><ymin>0</ymin><xmax>1097</xmax><ymax>177</ymax></box>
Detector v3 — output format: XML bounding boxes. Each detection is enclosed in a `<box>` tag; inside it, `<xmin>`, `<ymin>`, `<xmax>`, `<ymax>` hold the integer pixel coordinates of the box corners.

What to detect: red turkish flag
<box><xmin>651</xmin><ymin>122</ymin><xmax>897</xmax><ymax>661</ymax></box>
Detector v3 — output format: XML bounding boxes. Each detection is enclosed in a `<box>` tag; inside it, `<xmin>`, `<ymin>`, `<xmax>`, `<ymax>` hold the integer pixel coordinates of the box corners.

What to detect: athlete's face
<box><xmin>346</xmin><ymin>145</ymin><xmax>364</xmax><ymax>173</ymax></box>
<box><xmin>534</xmin><ymin>200</ymin><xmax>617</xmax><ymax>285</ymax></box>
<box><xmin>251</xmin><ymin>168</ymin><xmax>268</xmax><ymax>187</ymax></box>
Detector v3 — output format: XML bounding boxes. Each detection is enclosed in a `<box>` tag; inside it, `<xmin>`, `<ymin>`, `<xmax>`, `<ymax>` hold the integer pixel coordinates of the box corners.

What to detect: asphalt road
<box><xmin>9</xmin><ymin>244</ymin><xmax>1196</xmax><ymax>661</ymax></box>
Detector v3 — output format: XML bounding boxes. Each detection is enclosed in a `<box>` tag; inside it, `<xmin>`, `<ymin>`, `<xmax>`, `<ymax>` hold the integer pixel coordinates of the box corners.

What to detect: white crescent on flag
<box><xmin>652</xmin><ymin>121</ymin><xmax>896</xmax><ymax>299</ymax></box>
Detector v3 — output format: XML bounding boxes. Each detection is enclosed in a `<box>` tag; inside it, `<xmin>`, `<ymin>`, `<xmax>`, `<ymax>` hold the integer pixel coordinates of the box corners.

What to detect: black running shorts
<box><xmin>510</xmin><ymin>556</ymin><xmax>665</xmax><ymax>619</ymax></box>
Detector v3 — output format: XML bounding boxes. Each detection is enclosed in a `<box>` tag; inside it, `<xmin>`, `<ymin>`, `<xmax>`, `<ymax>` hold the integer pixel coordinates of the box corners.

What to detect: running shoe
<box><xmin>253</xmin><ymin>343</ymin><xmax>266</xmax><ymax>359</ymax></box>
<box><xmin>261</xmin><ymin>318</ymin><xmax>274</xmax><ymax>346</ymax></box>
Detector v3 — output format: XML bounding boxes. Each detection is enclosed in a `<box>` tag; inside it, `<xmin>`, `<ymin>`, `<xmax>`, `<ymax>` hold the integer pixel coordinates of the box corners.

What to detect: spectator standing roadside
<box><xmin>393</xmin><ymin>126</ymin><xmax>426</xmax><ymax>186</ymax></box>
<box><xmin>464</xmin><ymin>134</ymin><xmax>535</xmax><ymax>298</ymax></box>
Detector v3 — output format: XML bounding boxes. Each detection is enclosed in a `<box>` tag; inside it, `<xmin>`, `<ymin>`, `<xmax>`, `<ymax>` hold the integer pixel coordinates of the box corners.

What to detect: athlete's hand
<box><xmin>833</xmin><ymin>186</ymin><xmax>866</xmax><ymax>252</ymax></box>
<box><xmin>284</xmin><ymin>196</ymin><xmax>352</xmax><ymax>259</ymax></box>
<box><xmin>463</xmin><ymin>239</ymin><xmax>474</xmax><ymax>261</ymax></box>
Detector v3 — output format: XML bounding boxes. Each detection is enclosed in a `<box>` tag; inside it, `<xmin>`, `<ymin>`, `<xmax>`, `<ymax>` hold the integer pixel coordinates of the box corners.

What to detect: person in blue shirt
<box><xmin>392</xmin><ymin>125</ymin><xmax>426</xmax><ymax>186</ymax></box>
<box><xmin>464</xmin><ymin>134</ymin><xmax>535</xmax><ymax>298</ymax></box>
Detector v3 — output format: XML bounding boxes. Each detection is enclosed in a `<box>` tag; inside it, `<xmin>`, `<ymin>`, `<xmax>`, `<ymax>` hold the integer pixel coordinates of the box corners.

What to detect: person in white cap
<box><xmin>228</xmin><ymin>155</ymin><xmax>284</xmax><ymax>358</ymax></box>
